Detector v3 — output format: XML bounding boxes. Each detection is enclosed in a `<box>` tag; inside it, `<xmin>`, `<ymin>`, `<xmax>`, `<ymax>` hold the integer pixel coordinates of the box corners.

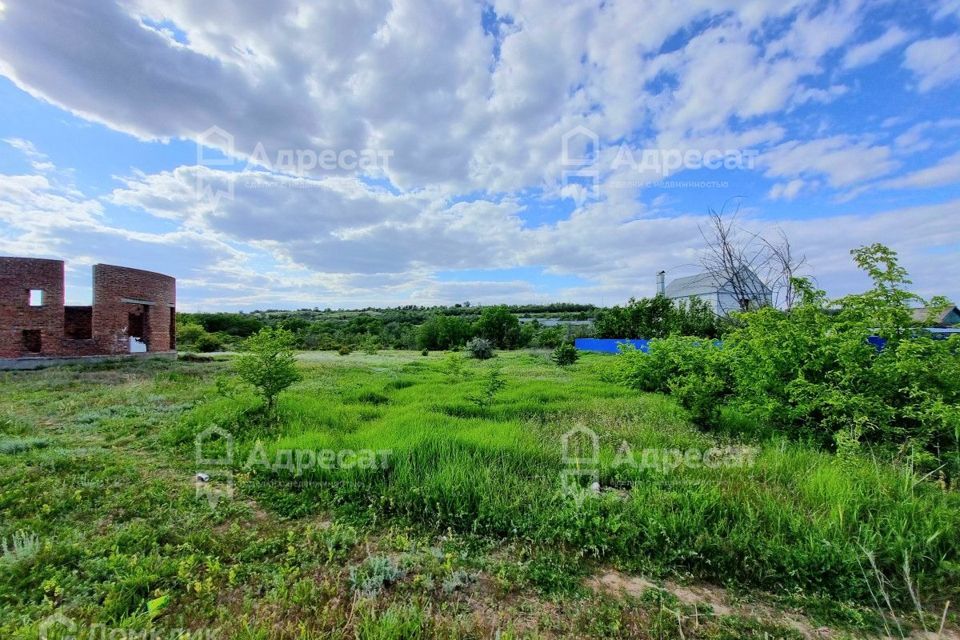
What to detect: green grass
<box><xmin>235</xmin><ymin>352</ymin><xmax>960</xmax><ymax>607</ymax></box>
<box><xmin>0</xmin><ymin>352</ymin><xmax>956</xmax><ymax>638</ymax></box>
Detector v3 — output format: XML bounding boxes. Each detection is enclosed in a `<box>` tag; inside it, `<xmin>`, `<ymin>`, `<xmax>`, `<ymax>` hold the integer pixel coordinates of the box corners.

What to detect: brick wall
<box><xmin>92</xmin><ymin>264</ymin><xmax>176</xmax><ymax>354</ymax></box>
<box><xmin>0</xmin><ymin>257</ymin><xmax>66</xmax><ymax>358</ymax></box>
<box><xmin>0</xmin><ymin>257</ymin><xmax>176</xmax><ymax>359</ymax></box>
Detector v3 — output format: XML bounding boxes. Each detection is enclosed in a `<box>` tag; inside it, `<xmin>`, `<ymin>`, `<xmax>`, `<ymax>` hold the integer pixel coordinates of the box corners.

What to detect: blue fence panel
<box><xmin>574</xmin><ymin>338</ymin><xmax>650</xmax><ymax>353</ymax></box>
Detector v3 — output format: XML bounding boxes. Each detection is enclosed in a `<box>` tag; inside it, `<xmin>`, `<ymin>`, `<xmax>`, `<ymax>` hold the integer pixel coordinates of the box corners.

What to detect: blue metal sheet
<box><xmin>574</xmin><ymin>338</ymin><xmax>650</xmax><ymax>353</ymax></box>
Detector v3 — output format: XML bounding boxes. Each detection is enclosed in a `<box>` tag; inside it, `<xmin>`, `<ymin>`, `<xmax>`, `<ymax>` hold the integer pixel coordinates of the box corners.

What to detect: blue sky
<box><xmin>0</xmin><ymin>0</ymin><xmax>958</xmax><ymax>310</ymax></box>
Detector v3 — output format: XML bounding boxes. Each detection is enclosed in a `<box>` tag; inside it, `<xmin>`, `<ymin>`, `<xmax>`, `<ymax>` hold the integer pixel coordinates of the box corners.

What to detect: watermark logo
<box><xmin>560</xmin><ymin>425</ymin><xmax>600</xmax><ymax>506</ymax></box>
<box><xmin>560</xmin><ymin>125</ymin><xmax>758</xmax><ymax>198</ymax></box>
<box><xmin>195</xmin><ymin>126</ymin><xmax>236</xmax><ymax>209</ymax></box>
<box><xmin>195</xmin><ymin>426</ymin><xmax>234</xmax><ymax>510</ymax></box>
<box><xmin>193</xmin><ymin>426</ymin><xmax>393</xmax><ymax>508</ymax></box>
<box><xmin>194</xmin><ymin>125</ymin><xmax>394</xmax><ymax>209</ymax></box>
<box><xmin>38</xmin><ymin>613</ymin><xmax>218</xmax><ymax>640</ymax></box>
<box><xmin>39</xmin><ymin>612</ymin><xmax>76</xmax><ymax>640</ymax></box>
<box><xmin>559</xmin><ymin>426</ymin><xmax>757</xmax><ymax>505</ymax></box>
<box><xmin>560</xmin><ymin>126</ymin><xmax>600</xmax><ymax>205</ymax></box>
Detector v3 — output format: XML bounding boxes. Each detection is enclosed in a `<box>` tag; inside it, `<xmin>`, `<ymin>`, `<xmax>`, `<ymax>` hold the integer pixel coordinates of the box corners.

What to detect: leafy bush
<box><xmin>359</xmin><ymin>335</ymin><xmax>380</xmax><ymax>354</ymax></box>
<box><xmin>338</xmin><ymin>345</ymin><xmax>352</xmax><ymax>356</ymax></box>
<box><xmin>233</xmin><ymin>328</ymin><xmax>302</xmax><ymax>415</ymax></box>
<box><xmin>442</xmin><ymin>353</ymin><xmax>466</xmax><ymax>378</ymax></box>
<box><xmin>614</xmin><ymin>245</ymin><xmax>960</xmax><ymax>476</ymax></box>
<box><xmin>175</xmin><ymin>321</ymin><xmax>205</xmax><ymax>345</ymax></box>
<box><xmin>475</xmin><ymin>305</ymin><xmax>521</xmax><ymax>348</ymax></box>
<box><xmin>465</xmin><ymin>337</ymin><xmax>494</xmax><ymax>360</ymax></box>
<box><xmin>193</xmin><ymin>333</ymin><xmax>224</xmax><ymax>353</ymax></box>
<box><xmin>596</xmin><ymin>294</ymin><xmax>719</xmax><ymax>339</ymax></box>
<box><xmin>533</xmin><ymin>325</ymin><xmax>566</xmax><ymax>348</ymax></box>
<box><xmin>417</xmin><ymin>314</ymin><xmax>472</xmax><ymax>350</ymax></box>
<box><xmin>551</xmin><ymin>342</ymin><xmax>579</xmax><ymax>366</ymax></box>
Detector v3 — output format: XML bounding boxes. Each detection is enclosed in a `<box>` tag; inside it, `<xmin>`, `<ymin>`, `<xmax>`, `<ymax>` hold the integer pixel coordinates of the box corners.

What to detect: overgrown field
<box><xmin>1</xmin><ymin>352</ymin><xmax>958</xmax><ymax>638</ymax></box>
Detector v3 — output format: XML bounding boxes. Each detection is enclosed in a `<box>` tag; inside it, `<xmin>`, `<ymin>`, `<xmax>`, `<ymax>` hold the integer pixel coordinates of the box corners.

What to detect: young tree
<box><xmin>552</xmin><ymin>342</ymin><xmax>579</xmax><ymax>366</ymax></box>
<box><xmin>233</xmin><ymin>327</ymin><xmax>302</xmax><ymax>416</ymax></box>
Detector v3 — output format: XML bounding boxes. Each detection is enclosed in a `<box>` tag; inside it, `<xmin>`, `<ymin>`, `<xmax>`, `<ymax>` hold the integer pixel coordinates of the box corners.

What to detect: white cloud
<box><xmin>768</xmin><ymin>179</ymin><xmax>807</xmax><ymax>200</ymax></box>
<box><xmin>876</xmin><ymin>151</ymin><xmax>960</xmax><ymax>190</ymax></box>
<box><xmin>761</xmin><ymin>136</ymin><xmax>897</xmax><ymax>187</ymax></box>
<box><xmin>0</xmin><ymin>1</ymin><xmax>957</xmax><ymax>308</ymax></box>
<box><xmin>0</xmin><ymin>0</ymin><xmax>878</xmax><ymax>195</ymax></box>
<box><xmin>842</xmin><ymin>26</ymin><xmax>909</xmax><ymax>69</ymax></box>
<box><xmin>903</xmin><ymin>36</ymin><xmax>960</xmax><ymax>92</ymax></box>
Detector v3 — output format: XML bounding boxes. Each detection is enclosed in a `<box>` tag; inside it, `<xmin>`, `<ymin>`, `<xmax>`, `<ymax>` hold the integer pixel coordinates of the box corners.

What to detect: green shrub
<box><xmin>614</xmin><ymin>245</ymin><xmax>960</xmax><ymax>476</ymax></box>
<box><xmin>193</xmin><ymin>332</ymin><xmax>223</xmax><ymax>353</ymax></box>
<box><xmin>233</xmin><ymin>328</ymin><xmax>302</xmax><ymax>415</ymax></box>
<box><xmin>338</xmin><ymin>345</ymin><xmax>353</xmax><ymax>356</ymax></box>
<box><xmin>360</xmin><ymin>335</ymin><xmax>380</xmax><ymax>355</ymax></box>
<box><xmin>465</xmin><ymin>337</ymin><xmax>494</xmax><ymax>360</ymax></box>
<box><xmin>596</xmin><ymin>294</ymin><xmax>719</xmax><ymax>339</ymax></box>
<box><xmin>551</xmin><ymin>342</ymin><xmax>579</xmax><ymax>366</ymax></box>
<box><xmin>417</xmin><ymin>314</ymin><xmax>472</xmax><ymax>350</ymax></box>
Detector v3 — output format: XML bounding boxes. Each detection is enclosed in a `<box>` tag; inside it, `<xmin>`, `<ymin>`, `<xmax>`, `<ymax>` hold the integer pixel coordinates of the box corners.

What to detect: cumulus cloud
<box><xmin>0</xmin><ymin>0</ymin><xmax>956</xmax><ymax>308</ymax></box>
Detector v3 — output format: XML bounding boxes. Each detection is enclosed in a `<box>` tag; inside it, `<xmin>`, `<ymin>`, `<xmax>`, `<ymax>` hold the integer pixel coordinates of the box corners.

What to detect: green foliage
<box><xmin>355</xmin><ymin>603</ymin><xmax>426</xmax><ymax>639</ymax></box>
<box><xmin>475</xmin><ymin>305</ymin><xmax>522</xmax><ymax>348</ymax></box>
<box><xmin>614</xmin><ymin>245</ymin><xmax>960</xmax><ymax>477</ymax></box>
<box><xmin>181</xmin><ymin>304</ymin><xmax>595</xmax><ymax>353</ymax></box>
<box><xmin>1</xmin><ymin>350</ymin><xmax>959</xmax><ymax>636</ymax></box>
<box><xmin>468</xmin><ymin>364</ymin><xmax>506</xmax><ymax>408</ymax></box>
<box><xmin>350</xmin><ymin>555</ymin><xmax>407</xmax><ymax>598</ymax></box>
<box><xmin>0</xmin><ymin>437</ymin><xmax>48</xmax><ymax>455</ymax></box>
<box><xmin>175</xmin><ymin>320</ymin><xmax>224</xmax><ymax>352</ymax></box>
<box><xmin>551</xmin><ymin>342</ymin><xmax>579</xmax><ymax>366</ymax></box>
<box><xmin>1</xmin><ymin>530</ymin><xmax>40</xmax><ymax>565</ymax></box>
<box><xmin>533</xmin><ymin>325</ymin><xmax>566</xmax><ymax>348</ymax></box>
<box><xmin>596</xmin><ymin>294</ymin><xmax>720</xmax><ymax>339</ymax></box>
<box><xmin>360</xmin><ymin>335</ymin><xmax>381</xmax><ymax>355</ymax></box>
<box><xmin>186</xmin><ymin>312</ymin><xmax>265</xmax><ymax>337</ymax></box>
<box><xmin>233</xmin><ymin>328</ymin><xmax>302</xmax><ymax>414</ymax></box>
<box><xmin>175</xmin><ymin>321</ymin><xmax>205</xmax><ymax>345</ymax></box>
<box><xmin>417</xmin><ymin>314</ymin><xmax>472</xmax><ymax>350</ymax></box>
<box><xmin>465</xmin><ymin>337</ymin><xmax>494</xmax><ymax>360</ymax></box>
<box><xmin>338</xmin><ymin>345</ymin><xmax>353</xmax><ymax>356</ymax></box>
<box><xmin>441</xmin><ymin>352</ymin><xmax>467</xmax><ymax>378</ymax></box>
<box><xmin>193</xmin><ymin>332</ymin><xmax>223</xmax><ymax>353</ymax></box>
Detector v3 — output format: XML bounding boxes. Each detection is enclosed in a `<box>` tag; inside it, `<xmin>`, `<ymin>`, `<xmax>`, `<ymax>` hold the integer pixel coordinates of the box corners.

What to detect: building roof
<box><xmin>663</xmin><ymin>272</ymin><xmax>723</xmax><ymax>299</ymax></box>
<box><xmin>911</xmin><ymin>306</ymin><xmax>960</xmax><ymax>326</ymax></box>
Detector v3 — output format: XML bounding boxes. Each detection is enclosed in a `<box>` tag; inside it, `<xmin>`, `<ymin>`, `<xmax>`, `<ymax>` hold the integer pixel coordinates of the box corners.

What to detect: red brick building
<box><xmin>0</xmin><ymin>257</ymin><xmax>176</xmax><ymax>359</ymax></box>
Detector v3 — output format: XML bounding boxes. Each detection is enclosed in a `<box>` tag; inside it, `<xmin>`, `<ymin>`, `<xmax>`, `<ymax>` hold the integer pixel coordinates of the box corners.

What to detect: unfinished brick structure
<box><xmin>0</xmin><ymin>257</ymin><xmax>176</xmax><ymax>360</ymax></box>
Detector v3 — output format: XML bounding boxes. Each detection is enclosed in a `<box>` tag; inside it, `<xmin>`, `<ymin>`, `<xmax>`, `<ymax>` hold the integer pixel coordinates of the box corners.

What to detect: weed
<box><xmin>0</xmin><ymin>437</ymin><xmax>48</xmax><ymax>455</ymax></box>
<box><xmin>441</xmin><ymin>569</ymin><xmax>475</xmax><ymax>595</ymax></box>
<box><xmin>1</xmin><ymin>530</ymin><xmax>40</xmax><ymax>565</ymax></box>
<box><xmin>351</xmin><ymin>555</ymin><xmax>407</xmax><ymax>598</ymax></box>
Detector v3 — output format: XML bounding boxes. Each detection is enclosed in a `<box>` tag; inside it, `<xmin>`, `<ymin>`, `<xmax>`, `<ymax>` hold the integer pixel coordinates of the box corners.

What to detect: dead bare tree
<box><xmin>762</xmin><ymin>230</ymin><xmax>807</xmax><ymax>311</ymax></box>
<box><xmin>698</xmin><ymin>203</ymin><xmax>805</xmax><ymax>313</ymax></box>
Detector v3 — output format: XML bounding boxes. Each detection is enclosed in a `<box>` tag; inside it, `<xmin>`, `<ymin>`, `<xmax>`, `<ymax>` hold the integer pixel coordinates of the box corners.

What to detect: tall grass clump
<box><xmin>241</xmin><ymin>352</ymin><xmax>960</xmax><ymax>609</ymax></box>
